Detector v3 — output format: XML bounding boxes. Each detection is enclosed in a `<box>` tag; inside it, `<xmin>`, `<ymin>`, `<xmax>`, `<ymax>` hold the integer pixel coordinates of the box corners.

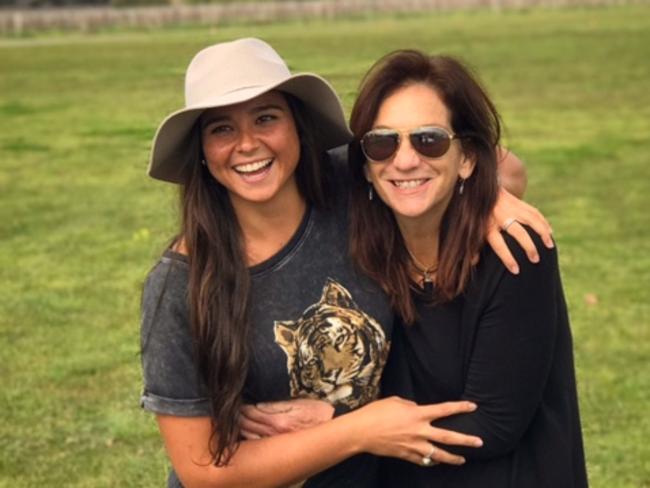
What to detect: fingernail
<box><xmin>510</xmin><ymin>264</ymin><xmax>520</xmax><ymax>274</ymax></box>
<box><xmin>468</xmin><ymin>402</ymin><xmax>478</xmax><ymax>411</ymax></box>
<box><xmin>459</xmin><ymin>457</ymin><xmax>466</xmax><ymax>465</ymax></box>
<box><xmin>545</xmin><ymin>238</ymin><xmax>555</xmax><ymax>248</ymax></box>
<box><xmin>530</xmin><ymin>253</ymin><xmax>540</xmax><ymax>263</ymax></box>
<box><xmin>474</xmin><ymin>438</ymin><xmax>483</xmax><ymax>447</ymax></box>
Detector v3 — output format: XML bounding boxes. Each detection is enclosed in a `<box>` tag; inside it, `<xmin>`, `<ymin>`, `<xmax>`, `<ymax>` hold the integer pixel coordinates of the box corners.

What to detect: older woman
<box><xmin>347</xmin><ymin>50</ymin><xmax>588</xmax><ymax>486</ymax></box>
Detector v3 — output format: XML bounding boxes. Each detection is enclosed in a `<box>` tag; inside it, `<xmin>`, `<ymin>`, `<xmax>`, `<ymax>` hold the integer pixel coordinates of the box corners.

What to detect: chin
<box><xmin>390</xmin><ymin>205</ymin><xmax>431</xmax><ymax>220</ymax></box>
<box><xmin>229</xmin><ymin>186</ymin><xmax>279</xmax><ymax>205</ymax></box>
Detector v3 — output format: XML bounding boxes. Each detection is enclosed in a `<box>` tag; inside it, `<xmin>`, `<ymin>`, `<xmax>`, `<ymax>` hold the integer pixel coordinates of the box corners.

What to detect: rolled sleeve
<box><xmin>140</xmin><ymin>255</ymin><xmax>211</xmax><ymax>418</ymax></box>
<box><xmin>140</xmin><ymin>391</ymin><xmax>211</xmax><ymax>417</ymax></box>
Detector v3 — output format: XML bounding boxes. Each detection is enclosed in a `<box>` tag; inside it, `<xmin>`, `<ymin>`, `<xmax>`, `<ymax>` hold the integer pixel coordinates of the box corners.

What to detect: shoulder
<box><xmin>326</xmin><ymin>144</ymin><xmax>348</xmax><ymax>169</ymax></box>
<box><xmin>144</xmin><ymin>250</ymin><xmax>189</xmax><ymax>297</ymax></box>
<box><xmin>325</xmin><ymin>144</ymin><xmax>351</xmax><ymax>191</ymax></box>
<box><xmin>505</xmin><ymin>225</ymin><xmax>559</xmax><ymax>280</ymax></box>
<box><xmin>482</xmin><ymin>225</ymin><xmax>558</xmax><ymax>274</ymax></box>
<box><xmin>472</xmin><ymin>226</ymin><xmax>559</xmax><ymax>299</ymax></box>
<box><xmin>140</xmin><ymin>250</ymin><xmax>194</xmax><ymax>375</ymax></box>
<box><xmin>142</xmin><ymin>250</ymin><xmax>190</xmax><ymax>334</ymax></box>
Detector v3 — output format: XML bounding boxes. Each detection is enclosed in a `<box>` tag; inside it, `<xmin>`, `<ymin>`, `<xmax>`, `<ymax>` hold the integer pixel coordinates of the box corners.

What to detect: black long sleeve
<box><xmin>379</xmin><ymin>230</ymin><xmax>588</xmax><ymax>487</ymax></box>
<box><xmin>433</xmin><ymin>234</ymin><xmax>560</xmax><ymax>459</ymax></box>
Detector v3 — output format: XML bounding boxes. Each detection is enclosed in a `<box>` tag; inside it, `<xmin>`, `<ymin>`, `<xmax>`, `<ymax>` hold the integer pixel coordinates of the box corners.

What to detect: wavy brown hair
<box><xmin>179</xmin><ymin>93</ymin><xmax>330</xmax><ymax>465</ymax></box>
<box><xmin>349</xmin><ymin>51</ymin><xmax>501</xmax><ymax>323</ymax></box>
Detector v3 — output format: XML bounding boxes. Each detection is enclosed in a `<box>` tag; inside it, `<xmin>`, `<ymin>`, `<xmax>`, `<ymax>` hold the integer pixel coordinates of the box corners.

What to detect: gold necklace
<box><xmin>404</xmin><ymin>245</ymin><xmax>437</xmax><ymax>283</ymax></box>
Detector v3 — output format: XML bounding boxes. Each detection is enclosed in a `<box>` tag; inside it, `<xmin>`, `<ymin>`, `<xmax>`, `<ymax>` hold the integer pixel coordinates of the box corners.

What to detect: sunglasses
<box><xmin>360</xmin><ymin>126</ymin><xmax>459</xmax><ymax>162</ymax></box>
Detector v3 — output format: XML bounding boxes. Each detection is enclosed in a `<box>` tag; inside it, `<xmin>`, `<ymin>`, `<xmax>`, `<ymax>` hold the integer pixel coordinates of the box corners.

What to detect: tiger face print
<box><xmin>274</xmin><ymin>279</ymin><xmax>389</xmax><ymax>409</ymax></box>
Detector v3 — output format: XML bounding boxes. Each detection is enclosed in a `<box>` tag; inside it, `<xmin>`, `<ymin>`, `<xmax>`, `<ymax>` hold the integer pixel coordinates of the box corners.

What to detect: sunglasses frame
<box><xmin>360</xmin><ymin>125</ymin><xmax>460</xmax><ymax>163</ymax></box>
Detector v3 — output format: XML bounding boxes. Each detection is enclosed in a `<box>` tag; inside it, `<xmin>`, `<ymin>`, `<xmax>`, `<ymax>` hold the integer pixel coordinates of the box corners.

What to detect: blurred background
<box><xmin>1</xmin><ymin>1</ymin><xmax>648</xmax><ymax>486</ymax></box>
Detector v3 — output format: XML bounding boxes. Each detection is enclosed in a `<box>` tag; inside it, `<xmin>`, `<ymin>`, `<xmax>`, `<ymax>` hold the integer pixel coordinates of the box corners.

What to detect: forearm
<box><xmin>431</xmin><ymin>408</ymin><xmax>521</xmax><ymax>459</ymax></box>
<box><xmin>160</xmin><ymin>412</ymin><xmax>364</xmax><ymax>488</ymax></box>
<box><xmin>241</xmin><ymin>397</ymin><xmax>483</xmax><ymax>467</ymax></box>
<box><xmin>497</xmin><ymin>147</ymin><xmax>527</xmax><ymax>199</ymax></box>
<box><xmin>166</xmin><ymin>396</ymin><xmax>482</xmax><ymax>485</ymax></box>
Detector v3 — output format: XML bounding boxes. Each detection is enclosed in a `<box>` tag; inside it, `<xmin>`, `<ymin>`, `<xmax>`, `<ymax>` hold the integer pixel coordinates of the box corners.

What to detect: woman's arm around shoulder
<box><xmin>497</xmin><ymin>148</ymin><xmax>527</xmax><ymax>199</ymax></box>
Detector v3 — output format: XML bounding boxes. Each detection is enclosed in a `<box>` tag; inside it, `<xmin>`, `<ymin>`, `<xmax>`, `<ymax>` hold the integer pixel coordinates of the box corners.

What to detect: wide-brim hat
<box><xmin>148</xmin><ymin>37</ymin><xmax>352</xmax><ymax>184</ymax></box>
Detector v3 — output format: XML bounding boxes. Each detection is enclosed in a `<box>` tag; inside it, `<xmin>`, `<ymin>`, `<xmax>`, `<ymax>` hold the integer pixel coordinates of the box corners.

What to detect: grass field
<box><xmin>1</xmin><ymin>4</ymin><xmax>649</xmax><ymax>486</ymax></box>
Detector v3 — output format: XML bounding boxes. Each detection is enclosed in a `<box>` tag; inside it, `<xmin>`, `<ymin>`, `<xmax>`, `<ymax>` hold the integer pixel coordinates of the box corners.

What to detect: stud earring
<box><xmin>368</xmin><ymin>184</ymin><xmax>374</xmax><ymax>201</ymax></box>
<box><xmin>201</xmin><ymin>158</ymin><xmax>207</xmax><ymax>166</ymax></box>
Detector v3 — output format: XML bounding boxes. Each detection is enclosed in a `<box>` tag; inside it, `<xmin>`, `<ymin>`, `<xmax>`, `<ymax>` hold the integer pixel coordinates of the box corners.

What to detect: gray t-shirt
<box><xmin>140</xmin><ymin>169</ymin><xmax>393</xmax><ymax>486</ymax></box>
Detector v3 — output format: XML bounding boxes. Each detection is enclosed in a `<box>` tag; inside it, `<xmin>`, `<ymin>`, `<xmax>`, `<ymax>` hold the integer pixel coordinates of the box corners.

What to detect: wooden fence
<box><xmin>0</xmin><ymin>0</ymin><xmax>642</xmax><ymax>35</ymax></box>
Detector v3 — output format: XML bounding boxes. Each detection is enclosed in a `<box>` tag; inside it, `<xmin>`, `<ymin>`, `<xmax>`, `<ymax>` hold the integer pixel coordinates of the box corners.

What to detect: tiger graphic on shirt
<box><xmin>274</xmin><ymin>278</ymin><xmax>389</xmax><ymax>409</ymax></box>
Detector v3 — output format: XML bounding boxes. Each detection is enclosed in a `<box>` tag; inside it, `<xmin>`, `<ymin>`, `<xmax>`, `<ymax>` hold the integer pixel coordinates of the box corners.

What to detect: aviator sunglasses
<box><xmin>361</xmin><ymin>126</ymin><xmax>460</xmax><ymax>162</ymax></box>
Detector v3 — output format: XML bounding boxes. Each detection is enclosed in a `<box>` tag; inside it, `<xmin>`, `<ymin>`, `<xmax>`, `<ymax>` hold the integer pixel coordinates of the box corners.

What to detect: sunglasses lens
<box><xmin>362</xmin><ymin>130</ymin><xmax>399</xmax><ymax>161</ymax></box>
<box><xmin>410</xmin><ymin>128</ymin><xmax>451</xmax><ymax>158</ymax></box>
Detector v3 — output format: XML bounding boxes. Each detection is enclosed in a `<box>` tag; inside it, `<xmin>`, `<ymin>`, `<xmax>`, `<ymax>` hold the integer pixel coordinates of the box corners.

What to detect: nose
<box><xmin>392</xmin><ymin>138</ymin><xmax>420</xmax><ymax>171</ymax></box>
<box><xmin>235</xmin><ymin>127</ymin><xmax>260</xmax><ymax>153</ymax></box>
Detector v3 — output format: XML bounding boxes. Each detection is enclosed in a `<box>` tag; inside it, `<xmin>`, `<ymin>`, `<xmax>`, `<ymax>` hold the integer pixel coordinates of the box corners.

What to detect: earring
<box><xmin>368</xmin><ymin>184</ymin><xmax>374</xmax><ymax>201</ymax></box>
<box><xmin>458</xmin><ymin>178</ymin><xmax>466</xmax><ymax>195</ymax></box>
<box><xmin>201</xmin><ymin>159</ymin><xmax>207</xmax><ymax>166</ymax></box>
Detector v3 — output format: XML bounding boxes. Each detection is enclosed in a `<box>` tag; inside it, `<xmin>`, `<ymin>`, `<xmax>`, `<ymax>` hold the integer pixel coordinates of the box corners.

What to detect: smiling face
<box><xmin>364</xmin><ymin>83</ymin><xmax>475</xmax><ymax>228</ymax></box>
<box><xmin>200</xmin><ymin>91</ymin><xmax>301</xmax><ymax>210</ymax></box>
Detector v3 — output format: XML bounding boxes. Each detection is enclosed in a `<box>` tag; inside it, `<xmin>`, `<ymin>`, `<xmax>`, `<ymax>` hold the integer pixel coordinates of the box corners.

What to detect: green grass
<box><xmin>1</xmin><ymin>5</ymin><xmax>649</xmax><ymax>486</ymax></box>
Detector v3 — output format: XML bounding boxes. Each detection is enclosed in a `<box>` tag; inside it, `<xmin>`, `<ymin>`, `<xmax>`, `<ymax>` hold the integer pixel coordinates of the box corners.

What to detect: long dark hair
<box><xmin>349</xmin><ymin>51</ymin><xmax>501</xmax><ymax>323</ymax></box>
<box><xmin>180</xmin><ymin>93</ymin><xmax>329</xmax><ymax>465</ymax></box>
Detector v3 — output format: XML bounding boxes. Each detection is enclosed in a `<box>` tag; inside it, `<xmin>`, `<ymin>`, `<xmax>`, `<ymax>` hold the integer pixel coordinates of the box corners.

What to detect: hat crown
<box><xmin>185</xmin><ymin>38</ymin><xmax>291</xmax><ymax>108</ymax></box>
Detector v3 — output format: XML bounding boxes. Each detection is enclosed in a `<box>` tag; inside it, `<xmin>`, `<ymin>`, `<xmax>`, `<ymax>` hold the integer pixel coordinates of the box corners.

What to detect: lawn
<box><xmin>1</xmin><ymin>4</ymin><xmax>649</xmax><ymax>486</ymax></box>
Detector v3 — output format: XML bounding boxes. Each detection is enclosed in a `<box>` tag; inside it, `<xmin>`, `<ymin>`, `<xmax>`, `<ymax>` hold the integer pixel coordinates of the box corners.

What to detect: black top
<box><xmin>380</xmin><ymin>231</ymin><xmax>588</xmax><ymax>488</ymax></box>
<box><xmin>140</xmin><ymin>153</ymin><xmax>393</xmax><ymax>487</ymax></box>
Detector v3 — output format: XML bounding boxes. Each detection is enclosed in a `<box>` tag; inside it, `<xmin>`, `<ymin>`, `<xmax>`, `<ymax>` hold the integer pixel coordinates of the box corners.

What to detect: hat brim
<box><xmin>148</xmin><ymin>73</ymin><xmax>351</xmax><ymax>184</ymax></box>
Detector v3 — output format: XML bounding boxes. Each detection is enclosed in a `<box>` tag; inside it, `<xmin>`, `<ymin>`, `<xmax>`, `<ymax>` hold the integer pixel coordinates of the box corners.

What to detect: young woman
<box><xmin>141</xmin><ymin>38</ymin><xmax>551</xmax><ymax>487</ymax></box>
<box><xmin>243</xmin><ymin>51</ymin><xmax>587</xmax><ymax>486</ymax></box>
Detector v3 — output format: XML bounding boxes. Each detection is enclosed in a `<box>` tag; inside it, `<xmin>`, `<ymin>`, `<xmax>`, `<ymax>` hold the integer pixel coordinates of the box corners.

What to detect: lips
<box><xmin>233</xmin><ymin>158</ymin><xmax>274</xmax><ymax>175</ymax></box>
<box><xmin>391</xmin><ymin>178</ymin><xmax>429</xmax><ymax>189</ymax></box>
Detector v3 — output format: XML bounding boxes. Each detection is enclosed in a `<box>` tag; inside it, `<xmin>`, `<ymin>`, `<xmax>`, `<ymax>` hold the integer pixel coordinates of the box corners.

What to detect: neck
<box><xmin>231</xmin><ymin>183</ymin><xmax>307</xmax><ymax>266</ymax></box>
<box><xmin>396</xmin><ymin>214</ymin><xmax>442</xmax><ymax>282</ymax></box>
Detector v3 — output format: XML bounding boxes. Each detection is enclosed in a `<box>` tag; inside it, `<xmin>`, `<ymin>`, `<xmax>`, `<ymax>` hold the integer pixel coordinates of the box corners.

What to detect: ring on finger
<box><xmin>421</xmin><ymin>444</ymin><xmax>437</xmax><ymax>467</ymax></box>
<box><xmin>429</xmin><ymin>444</ymin><xmax>441</xmax><ymax>465</ymax></box>
<box><xmin>502</xmin><ymin>217</ymin><xmax>517</xmax><ymax>231</ymax></box>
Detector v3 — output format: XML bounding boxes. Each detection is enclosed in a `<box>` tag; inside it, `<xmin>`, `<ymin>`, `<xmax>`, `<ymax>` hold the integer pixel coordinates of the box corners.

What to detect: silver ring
<box><xmin>421</xmin><ymin>444</ymin><xmax>436</xmax><ymax>466</ymax></box>
<box><xmin>502</xmin><ymin>217</ymin><xmax>517</xmax><ymax>231</ymax></box>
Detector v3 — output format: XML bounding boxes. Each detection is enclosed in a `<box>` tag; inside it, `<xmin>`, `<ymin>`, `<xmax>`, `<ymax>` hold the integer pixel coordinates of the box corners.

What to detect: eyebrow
<box><xmin>250</xmin><ymin>103</ymin><xmax>285</xmax><ymax>114</ymax></box>
<box><xmin>371</xmin><ymin>124</ymin><xmax>450</xmax><ymax>131</ymax></box>
<box><xmin>201</xmin><ymin>104</ymin><xmax>286</xmax><ymax>129</ymax></box>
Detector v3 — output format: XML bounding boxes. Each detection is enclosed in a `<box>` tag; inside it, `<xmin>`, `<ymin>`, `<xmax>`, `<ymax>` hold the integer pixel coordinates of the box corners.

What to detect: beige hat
<box><xmin>148</xmin><ymin>37</ymin><xmax>352</xmax><ymax>183</ymax></box>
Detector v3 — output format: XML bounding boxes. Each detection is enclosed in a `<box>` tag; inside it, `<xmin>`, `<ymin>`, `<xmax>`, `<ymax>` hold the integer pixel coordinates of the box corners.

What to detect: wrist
<box><xmin>333</xmin><ymin>406</ymin><xmax>369</xmax><ymax>454</ymax></box>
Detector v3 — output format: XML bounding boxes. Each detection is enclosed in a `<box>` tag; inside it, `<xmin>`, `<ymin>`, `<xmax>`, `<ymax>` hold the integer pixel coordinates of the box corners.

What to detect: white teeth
<box><xmin>234</xmin><ymin>158</ymin><xmax>273</xmax><ymax>174</ymax></box>
<box><xmin>393</xmin><ymin>179</ymin><xmax>426</xmax><ymax>189</ymax></box>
